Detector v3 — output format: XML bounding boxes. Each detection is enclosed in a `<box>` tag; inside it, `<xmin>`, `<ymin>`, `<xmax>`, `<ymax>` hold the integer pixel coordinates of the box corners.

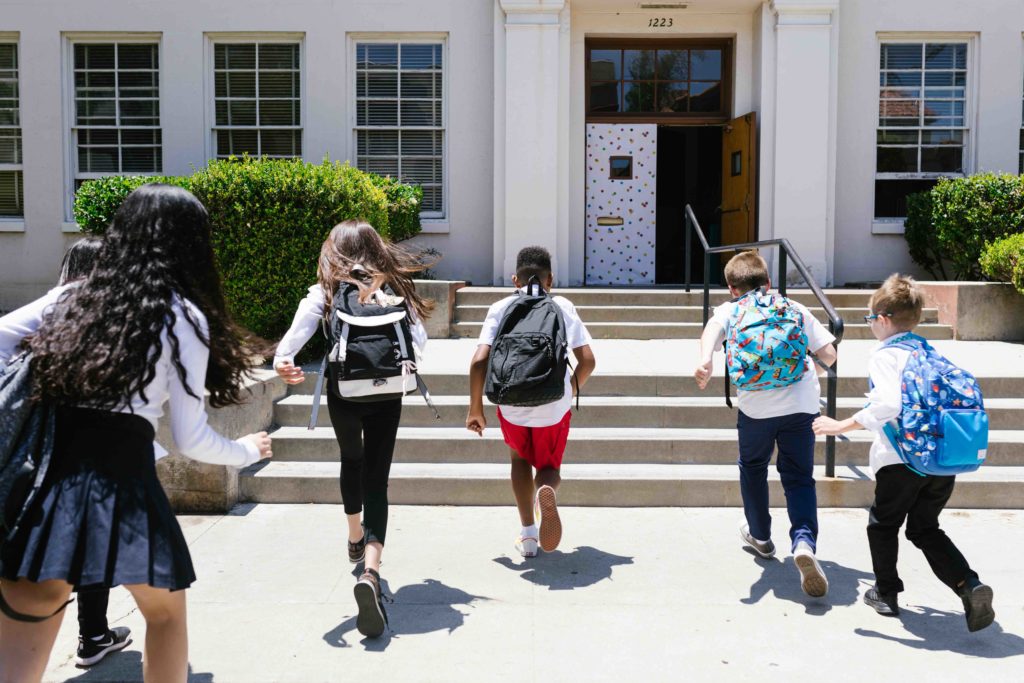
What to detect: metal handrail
<box><xmin>683</xmin><ymin>204</ymin><xmax>846</xmax><ymax>477</ymax></box>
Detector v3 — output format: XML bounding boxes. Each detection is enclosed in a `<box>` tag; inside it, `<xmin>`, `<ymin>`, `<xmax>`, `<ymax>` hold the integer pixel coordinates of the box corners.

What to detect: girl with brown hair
<box><xmin>274</xmin><ymin>219</ymin><xmax>432</xmax><ymax>638</ymax></box>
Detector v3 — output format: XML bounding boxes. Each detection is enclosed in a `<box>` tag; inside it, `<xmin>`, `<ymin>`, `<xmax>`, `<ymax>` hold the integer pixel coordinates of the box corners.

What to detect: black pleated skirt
<box><xmin>0</xmin><ymin>406</ymin><xmax>195</xmax><ymax>591</ymax></box>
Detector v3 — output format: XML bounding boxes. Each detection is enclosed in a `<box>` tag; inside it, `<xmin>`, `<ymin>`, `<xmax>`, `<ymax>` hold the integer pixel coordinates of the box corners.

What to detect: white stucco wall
<box><xmin>834</xmin><ymin>0</ymin><xmax>1024</xmax><ymax>285</ymax></box>
<box><xmin>0</xmin><ymin>0</ymin><xmax>494</xmax><ymax>311</ymax></box>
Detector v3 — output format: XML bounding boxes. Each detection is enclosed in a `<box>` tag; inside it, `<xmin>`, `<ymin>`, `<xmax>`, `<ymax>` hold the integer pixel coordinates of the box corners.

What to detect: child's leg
<box><xmin>0</xmin><ymin>578</ymin><xmax>73</xmax><ymax>683</ymax></box>
<box><xmin>359</xmin><ymin>399</ymin><xmax>403</xmax><ymax>573</ymax></box>
<box><xmin>867</xmin><ymin>465</ymin><xmax>922</xmax><ymax>595</ymax></box>
<box><xmin>536</xmin><ymin>467</ymin><xmax>561</xmax><ymax>491</ymax></box>
<box><xmin>124</xmin><ymin>583</ymin><xmax>188</xmax><ymax>683</ymax></box>
<box><xmin>774</xmin><ymin>413</ymin><xmax>819</xmax><ymax>551</ymax></box>
<box><xmin>510</xmin><ymin>450</ymin><xmax>537</xmax><ymax>526</ymax></box>
<box><xmin>327</xmin><ymin>395</ymin><xmax>367</xmax><ymax>544</ymax></box>
<box><xmin>905</xmin><ymin>475</ymin><xmax>978</xmax><ymax>592</ymax></box>
<box><xmin>736</xmin><ymin>411</ymin><xmax>778</xmax><ymax>542</ymax></box>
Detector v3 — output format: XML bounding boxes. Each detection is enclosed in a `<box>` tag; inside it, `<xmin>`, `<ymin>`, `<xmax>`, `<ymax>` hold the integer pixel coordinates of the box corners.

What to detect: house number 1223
<box><xmin>648</xmin><ymin>18</ymin><xmax>673</xmax><ymax>27</ymax></box>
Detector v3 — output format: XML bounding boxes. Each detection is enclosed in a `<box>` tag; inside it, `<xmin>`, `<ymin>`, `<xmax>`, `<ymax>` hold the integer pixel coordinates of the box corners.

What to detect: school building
<box><xmin>2</xmin><ymin>0</ymin><xmax>1024</xmax><ymax>309</ymax></box>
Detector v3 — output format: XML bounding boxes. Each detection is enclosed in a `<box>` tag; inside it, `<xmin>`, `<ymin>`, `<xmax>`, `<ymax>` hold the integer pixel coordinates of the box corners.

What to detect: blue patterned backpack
<box><xmin>880</xmin><ymin>333</ymin><xmax>988</xmax><ymax>476</ymax></box>
<box><xmin>726</xmin><ymin>289</ymin><xmax>809</xmax><ymax>392</ymax></box>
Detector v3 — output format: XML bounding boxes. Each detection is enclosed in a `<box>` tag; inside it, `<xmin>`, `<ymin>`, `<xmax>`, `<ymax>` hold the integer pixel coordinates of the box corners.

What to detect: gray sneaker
<box><xmin>740</xmin><ymin>523</ymin><xmax>776</xmax><ymax>559</ymax></box>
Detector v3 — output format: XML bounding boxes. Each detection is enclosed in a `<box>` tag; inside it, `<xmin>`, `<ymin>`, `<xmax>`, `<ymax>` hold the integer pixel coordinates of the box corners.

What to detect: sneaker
<box><xmin>348</xmin><ymin>535</ymin><xmax>366</xmax><ymax>564</ymax></box>
<box><xmin>536</xmin><ymin>485</ymin><xmax>562</xmax><ymax>552</ymax></box>
<box><xmin>354</xmin><ymin>568</ymin><xmax>389</xmax><ymax>638</ymax></box>
<box><xmin>863</xmin><ymin>587</ymin><xmax>900</xmax><ymax>616</ymax></box>
<box><xmin>959</xmin><ymin>578</ymin><xmax>995</xmax><ymax>633</ymax></box>
<box><xmin>793</xmin><ymin>542</ymin><xmax>829</xmax><ymax>598</ymax></box>
<box><xmin>515</xmin><ymin>534</ymin><xmax>539</xmax><ymax>558</ymax></box>
<box><xmin>75</xmin><ymin>627</ymin><xmax>132</xmax><ymax>667</ymax></box>
<box><xmin>739</xmin><ymin>524</ymin><xmax>776</xmax><ymax>559</ymax></box>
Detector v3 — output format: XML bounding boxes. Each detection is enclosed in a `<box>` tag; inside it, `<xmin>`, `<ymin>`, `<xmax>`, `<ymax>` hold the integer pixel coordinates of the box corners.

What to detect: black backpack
<box><xmin>485</xmin><ymin>279</ymin><xmax>577</xmax><ymax>407</ymax></box>
<box><xmin>308</xmin><ymin>283</ymin><xmax>438</xmax><ymax>429</ymax></box>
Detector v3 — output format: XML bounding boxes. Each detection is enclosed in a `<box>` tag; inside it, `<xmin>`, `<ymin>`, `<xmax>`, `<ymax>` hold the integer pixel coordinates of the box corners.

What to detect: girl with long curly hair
<box><xmin>0</xmin><ymin>184</ymin><xmax>272</xmax><ymax>683</ymax></box>
<box><xmin>274</xmin><ymin>219</ymin><xmax>432</xmax><ymax>638</ymax></box>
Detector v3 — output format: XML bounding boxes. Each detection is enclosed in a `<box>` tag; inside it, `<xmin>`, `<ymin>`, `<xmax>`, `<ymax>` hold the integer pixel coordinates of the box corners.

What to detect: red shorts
<box><xmin>496</xmin><ymin>408</ymin><xmax>572</xmax><ymax>471</ymax></box>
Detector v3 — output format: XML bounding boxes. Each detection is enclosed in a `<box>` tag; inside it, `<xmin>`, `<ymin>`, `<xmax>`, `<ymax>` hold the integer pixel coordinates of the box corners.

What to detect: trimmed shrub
<box><xmin>980</xmin><ymin>233</ymin><xmax>1024</xmax><ymax>295</ymax></box>
<box><xmin>903</xmin><ymin>190</ymin><xmax>948</xmax><ymax>280</ymax></box>
<box><xmin>368</xmin><ymin>173</ymin><xmax>423</xmax><ymax>242</ymax></box>
<box><xmin>75</xmin><ymin>175</ymin><xmax>190</xmax><ymax>235</ymax></box>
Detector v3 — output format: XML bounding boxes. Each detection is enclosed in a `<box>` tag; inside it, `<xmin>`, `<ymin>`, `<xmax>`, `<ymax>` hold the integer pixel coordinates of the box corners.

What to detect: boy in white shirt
<box><xmin>467</xmin><ymin>247</ymin><xmax>596</xmax><ymax>557</ymax></box>
<box><xmin>812</xmin><ymin>274</ymin><xmax>994</xmax><ymax>631</ymax></box>
<box><xmin>694</xmin><ymin>251</ymin><xmax>836</xmax><ymax>597</ymax></box>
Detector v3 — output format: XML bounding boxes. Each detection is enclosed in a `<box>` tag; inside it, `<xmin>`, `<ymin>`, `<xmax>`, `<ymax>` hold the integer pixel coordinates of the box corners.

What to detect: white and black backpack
<box><xmin>308</xmin><ymin>283</ymin><xmax>438</xmax><ymax>429</ymax></box>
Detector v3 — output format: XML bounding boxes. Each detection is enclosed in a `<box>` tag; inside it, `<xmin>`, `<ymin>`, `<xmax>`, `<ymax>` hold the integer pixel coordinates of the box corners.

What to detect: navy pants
<box><xmin>737</xmin><ymin>411</ymin><xmax>819</xmax><ymax>552</ymax></box>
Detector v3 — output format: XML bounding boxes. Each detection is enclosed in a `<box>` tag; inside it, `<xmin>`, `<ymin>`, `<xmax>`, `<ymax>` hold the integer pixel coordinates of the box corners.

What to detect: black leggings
<box><xmin>326</xmin><ymin>394</ymin><xmax>402</xmax><ymax>546</ymax></box>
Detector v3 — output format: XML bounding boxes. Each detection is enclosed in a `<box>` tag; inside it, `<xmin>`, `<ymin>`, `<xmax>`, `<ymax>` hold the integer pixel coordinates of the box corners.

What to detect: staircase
<box><xmin>241</xmin><ymin>288</ymin><xmax>1024</xmax><ymax>508</ymax></box>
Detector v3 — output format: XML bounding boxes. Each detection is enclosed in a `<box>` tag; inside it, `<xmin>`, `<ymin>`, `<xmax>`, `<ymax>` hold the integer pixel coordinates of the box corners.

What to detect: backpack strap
<box><xmin>308</xmin><ymin>352</ymin><xmax>328</xmax><ymax>431</ymax></box>
<box><xmin>415</xmin><ymin>374</ymin><xmax>441</xmax><ymax>420</ymax></box>
<box><xmin>0</xmin><ymin>585</ymin><xmax>73</xmax><ymax>623</ymax></box>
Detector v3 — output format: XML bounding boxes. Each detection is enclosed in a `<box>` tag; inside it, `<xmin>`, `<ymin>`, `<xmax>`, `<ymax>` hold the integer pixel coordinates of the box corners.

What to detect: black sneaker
<box><xmin>863</xmin><ymin>587</ymin><xmax>899</xmax><ymax>616</ymax></box>
<box><xmin>354</xmin><ymin>568</ymin><xmax>389</xmax><ymax>638</ymax></box>
<box><xmin>959</xmin><ymin>578</ymin><xmax>995</xmax><ymax>632</ymax></box>
<box><xmin>348</xmin><ymin>535</ymin><xmax>366</xmax><ymax>564</ymax></box>
<box><xmin>75</xmin><ymin>627</ymin><xmax>132</xmax><ymax>667</ymax></box>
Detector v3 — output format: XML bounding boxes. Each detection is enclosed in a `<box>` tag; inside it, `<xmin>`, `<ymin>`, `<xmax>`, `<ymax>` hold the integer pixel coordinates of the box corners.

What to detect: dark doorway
<box><xmin>655</xmin><ymin>125</ymin><xmax>722</xmax><ymax>285</ymax></box>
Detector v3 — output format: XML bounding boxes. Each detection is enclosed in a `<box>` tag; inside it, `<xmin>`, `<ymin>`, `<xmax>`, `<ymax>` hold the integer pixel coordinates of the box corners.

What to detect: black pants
<box><xmin>77</xmin><ymin>586</ymin><xmax>109</xmax><ymax>639</ymax></box>
<box><xmin>326</xmin><ymin>394</ymin><xmax>402</xmax><ymax>546</ymax></box>
<box><xmin>867</xmin><ymin>464</ymin><xmax>978</xmax><ymax>596</ymax></box>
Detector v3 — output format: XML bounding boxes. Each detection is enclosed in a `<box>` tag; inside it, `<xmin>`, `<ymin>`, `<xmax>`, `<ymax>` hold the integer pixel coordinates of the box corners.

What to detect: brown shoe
<box><xmin>537</xmin><ymin>485</ymin><xmax>562</xmax><ymax>552</ymax></box>
<box><xmin>354</xmin><ymin>568</ymin><xmax>388</xmax><ymax>638</ymax></box>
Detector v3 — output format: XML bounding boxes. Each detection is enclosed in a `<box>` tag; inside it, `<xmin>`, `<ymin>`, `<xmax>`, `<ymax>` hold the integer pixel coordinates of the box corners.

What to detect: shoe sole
<box><xmin>349</xmin><ymin>552</ymin><xmax>365</xmax><ymax>564</ymax></box>
<box><xmin>537</xmin><ymin>486</ymin><xmax>561</xmax><ymax>552</ymax></box>
<box><xmin>966</xmin><ymin>585</ymin><xmax>995</xmax><ymax>632</ymax></box>
<box><xmin>75</xmin><ymin>638</ymin><xmax>132</xmax><ymax>667</ymax></box>
<box><xmin>794</xmin><ymin>553</ymin><xmax>829</xmax><ymax>598</ymax></box>
<box><xmin>516</xmin><ymin>540</ymin><xmax>539</xmax><ymax>558</ymax></box>
<box><xmin>354</xmin><ymin>581</ymin><xmax>386</xmax><ymax>638</ymax></box>
<box><xmin>739</xmin><ymin>529</ymin><xmax>775</xmax><ymax>559</ymax></box>
<box><xmin>863</xmin><ymin>594</ymin><xmax>899</xmax><ymax>617</ymax></box>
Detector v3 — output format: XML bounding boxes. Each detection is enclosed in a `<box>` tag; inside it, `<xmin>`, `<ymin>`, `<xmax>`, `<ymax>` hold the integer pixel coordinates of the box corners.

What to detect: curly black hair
<box><xmin>515</xmin><ymin>245</ymin><xmax>552</xmax><ymax>283</ymax></box>
<box><xmin>30</xmin><ymin>183</ymin><xmax>253</xmax><ymax>409</ymax></box>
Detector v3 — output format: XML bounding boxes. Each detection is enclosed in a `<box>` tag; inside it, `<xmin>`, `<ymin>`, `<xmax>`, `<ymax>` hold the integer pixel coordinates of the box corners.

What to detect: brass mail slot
<box><xmin>597</xmin><ymin>216</ymin><xmax>624</xmax><ymax>226</ymax></box>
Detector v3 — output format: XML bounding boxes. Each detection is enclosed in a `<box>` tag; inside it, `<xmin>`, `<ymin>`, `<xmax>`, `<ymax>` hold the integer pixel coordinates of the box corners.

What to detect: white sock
<box><xmin>521</xmin><ymin>524</ymin><xmax>538</xmax><ymax>539</ymax></box>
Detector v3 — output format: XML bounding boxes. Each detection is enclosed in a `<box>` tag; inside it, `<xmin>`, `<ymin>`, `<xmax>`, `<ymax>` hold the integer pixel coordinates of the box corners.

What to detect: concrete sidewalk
<box><xmin>43</xmin><ymin>505</ymin><xmax>1024</xmax><ymax>682</ymax></box>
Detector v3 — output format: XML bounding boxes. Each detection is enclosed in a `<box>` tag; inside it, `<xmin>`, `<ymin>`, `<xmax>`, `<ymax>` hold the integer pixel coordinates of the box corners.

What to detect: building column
<box><xmin>495</xmin><ymin>0</ymin><xmax>568</xmax><ymax>285</ymax></box>
<box><xmin>769</xmin><ymin>0</ymin><xmax>839</xmax><ymax>286</ymax></box>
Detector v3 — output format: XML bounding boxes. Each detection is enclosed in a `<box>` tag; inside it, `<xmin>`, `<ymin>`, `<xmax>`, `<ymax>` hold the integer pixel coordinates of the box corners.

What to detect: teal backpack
<box><xmin>725</xmin><ymin>289</ymin><xmax>809</xmax><ymax>396</ymax></box>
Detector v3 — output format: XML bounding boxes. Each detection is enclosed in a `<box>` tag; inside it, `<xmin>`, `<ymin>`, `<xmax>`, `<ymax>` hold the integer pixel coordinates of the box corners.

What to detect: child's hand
<box><xmin>812</xmin><ymin>416</ymin><xmax>843</xmax><ymax>436</ymax></box>
<box><xmin>243</xmin><ymin>431</ymin><xmax>273</xmax><ymax>460</ymax></box>
<box><xmin>466</xmin><ymin>412</ymin><xmax>486</xmax><ymax>436</ymax></box>
<box><xmin>694</xmin><ymin>359</ymin><xmax>713</xmax><ymax>390</ymax></box>
<box><xmin>275</xmin><ymin>360</ymin><xmax>305</xmax><ymax>385</ymax></box>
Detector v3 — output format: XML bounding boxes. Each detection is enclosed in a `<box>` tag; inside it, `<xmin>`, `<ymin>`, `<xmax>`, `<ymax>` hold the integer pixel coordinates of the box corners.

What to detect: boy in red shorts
<box><xmin>467</xmin><ymin>246</ymin><xmax>596</xmax><ymax>557</ymax></box>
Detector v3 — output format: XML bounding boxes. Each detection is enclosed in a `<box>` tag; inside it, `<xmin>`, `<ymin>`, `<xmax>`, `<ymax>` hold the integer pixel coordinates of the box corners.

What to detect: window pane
<box><xmin>874</xmin><ymin>178</ymin><xmax>938</xmax><ymax>218</ymax></box>
<box><xmin>400</xmin><ymin>72</ymin><xmax>436</xmax><ymax>98</ymax></box>
<box><xmin>0</xmin><ymin>129</ymin><xmax>21</xmax><ymax>164</ymax></box>
<box><xmin>75</xmin><ymin>44</ymin><xmax>115</xmax><ymax>70</ymax></box>
<box><xmin>401</xmin><ymin>130</ymin><xmax>440</xmax><ymax>156</ymax></box>
<box><xmin>121</xmin><ymin>128</ymin><xmax>161</xmax><ymax>145</ymax></box>
<box><xmin>884</xmin><ymin>72</ymin><xmax>922</xmax><ymax>87</ymax></box>
<box><xmin>881</xmin><ymin>43</ymin><xmax>921</xmax><ymax>70</ymax></box>
<box><xmin>259</xmin><ymin>99</ymin><xmax>299</xmax><ymax>126</ymax></box>
<box><xmin>217</xmin><ymin>129</ymin><xmax>258</xmax><ymax>156</ymax></box>
<box><xmin>589</xmin><ymin>82</ymin><xmax>620</xmax><ymax>113</ymax></box>
<box><xmin>79</xmin><ymin>129</ymin><xmax>118</xmax><ymax>145</ymax></box>
<box><xmin>877</xmin><ymin>130</ymin><xmax>918</xmax><ymax>145</ymax></box>
<box><xmin>401</xmin><ymin>158</ymin><xmax>439</xmax><ymax>185</ymax></box>
<box><xmin>359</xmin><ymin>44</ymin><xmax>397</xmax><ymax>70</ymax></box>
<box><xmin>358</xmin><ymin>130</ymin><xmax>398</xmax><ymax>156</ymax></box>
<box><xmin>921</xmin><ymin>146</ymin><xmax>963</xmax><ymax>172</ymax></box>
<box><xmin>623</xmin><ymin>82</ymin><xmax>654</xmax><ymax>112</ymax></box>
<box><xmin>925</xmin><ymin>43</ymin><xmax>966</xmax><ymax>70</ymax></box>
<box><xmin>76</xmin><ymin>98</ymin><xmax>116</xmax><ymax>126</ymax></box>
<box><xmin>880</xmin><ymin>99</ymin><xmax>920</xmax><ymax>118</ymax></box>
<box><xmin>689</xmin><ymin>82</ymin><xmax>721</xmax><ymax>112</ymax></box>
<box><xmin>623</xmin><ymin>50</ymin><xmax>655</xmax><ymax>80</ymax></box>
<box><xmin>78</xmin><ymin>146</ymin><xmax>119</xmax><ymax>172</ymax></box>
<box><xmin>0</xmin><ymin>44</ymin><xmax>16</xmax><ymax>70</ymax></box>
<box><xmin>259</xmin><ymin>44</ymin><xmax>298</xmax><ymax>70</ymax></box>
<box><xmin>400</xmin><ymin>100</ymin><xmax>438</xmax><ymax>127</ymax></box>
<box><xmin>657</xmin><ymin>82</ymin><xmax>688</xmax><ymax>113</ymax></box>
<box><xmin>0</xmin><ymin>170</ymin><xmax>24</xmax><ymax>217</ymax></box>
<box><xmin>121</xmin><ymin>145</ymin><xmax>161</xmax><ymax>172</ymax></box>
<box><xmin>589</xmin><ymin>50</ymin><xmax>621</xmax><ymax>81</ymax></box>
<box><xmin>118</xmin><ymin>44</ymin><xmax>157</xmax><ymax>70</ymax></box>
<box><xmin>362</xmin><ymin>100</ymin><xmax>398</xmax><ymax>126</ymax></box>
<box><xmin>226</xmin><ymin>72</ymin><xmax>256</xmax><ymax>98</ymax></box>
<box><xmin>877</xmin><ymin>146</ymin><xmax>918</xmax><ymax>173</ymax></box>
<box><xmin>358</xmin><ymin>157</ymin><xmax>399</xmax><ymax>177</ymax></box>
<box><xmin>400</xmin><ymin>44</ymin><xmax>439</xmax><ymax>70</ymax></box>
<box><xmin>420</xmin><ymin>186</ymin><xmax>441</xmax><ymax>213</ymax></box>
<box><xmin>657</xmin><ymin>50</ymin><xmax>687</xmax><ymax>80</ymax></box>
<box><xmin>365</xmin><ymin>72</ymin><xmax>397</xmax><ymax>98</ymax></box>
<box><xmin>260</xmin><ymin>129</ymin><xmax>301</xmax><ymax>157</ymax></box>
<box><xmin>259</xmin><ymin>71</ymin><xmax>300</xmax><ymax>98</ymax></box>
<box><xmin>690</xmin><ymin>50</ymin><xmax>722</xmax><ymax>80</ymax></box>
<box><xmin>223</xmin><ymin>44</ymin><xmax>256</xmax><ymax>70</ymax></box>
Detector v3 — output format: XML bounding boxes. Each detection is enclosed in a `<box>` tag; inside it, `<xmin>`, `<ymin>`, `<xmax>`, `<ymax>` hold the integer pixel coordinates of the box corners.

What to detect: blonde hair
<box><xmin>869</xmin><ymin>274</ymin><xmax>923</xmax><ymax>330</ymax></box>
<box><xmin>724</xmin><ymin>250</ymin><xmax>769</xmax><ymax>293</ymax></box>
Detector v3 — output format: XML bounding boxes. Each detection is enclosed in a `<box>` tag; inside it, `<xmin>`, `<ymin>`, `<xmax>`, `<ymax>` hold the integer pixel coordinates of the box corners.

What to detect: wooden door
<box><xmin>720</xmin><ymin>112</ymin><xmax>757</xmax><ymax>246</ymax></box>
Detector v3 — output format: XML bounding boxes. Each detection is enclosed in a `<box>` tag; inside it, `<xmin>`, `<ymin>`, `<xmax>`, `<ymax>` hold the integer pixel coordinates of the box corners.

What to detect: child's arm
<box><xmin>694</xmin><ymin>320</ymin><xmax>725</xmax><ymax>390</ymax></box>
<box><xmin>571</xmin><ymin>344</ymin><xmax>596</xmax><ymax>393</ymax></box>
<box><xmin>811</xmin><ymin>342</ymin><xmax>837</xmax><ymax>375</ymax></box>
<box><xmin>273</xmin><ymin>285</ymin><xmax>326</xmax><ymax>384</ymax></box>
<box><xmin>467</xmin><ymin>345</ymin><xmax>490</xmax><ymax>436</ymax></box>
<box><xmin>813</xmin><ymin>350</ymin><xmax>901</xmax><ymax>436</ymax></box>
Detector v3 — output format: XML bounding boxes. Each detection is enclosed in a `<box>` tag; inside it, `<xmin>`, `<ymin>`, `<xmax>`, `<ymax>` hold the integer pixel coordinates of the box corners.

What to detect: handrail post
<box><xmin>685</xmin><ymin>210</ymin><xmax>692</xmax><ymax>293</ymax></box>
<box><xmin>826</xmin><ymin>353</ymin><xmax>837</xmax><ymax>478</ymax></box>
<box><xmin>702</xmin><ymin>253</ymin><xmax>711</xmax><ymax>326</ymax></box>
<box><xmin>778</xmin><ymin>248</ymin><xmax>788</xmax><ymax>296</ymax></box>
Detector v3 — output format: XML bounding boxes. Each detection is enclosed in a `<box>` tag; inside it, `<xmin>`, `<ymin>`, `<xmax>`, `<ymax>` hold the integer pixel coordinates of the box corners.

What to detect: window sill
<box><xmin>872</xmin><ymin>220</ymin><xmax>905</xmax><ymax>235</ymax></box>
<box><xmin>0</xmin><ymin>220</ymin><xmax>25</xmax><ymax>233</ymax></box>
<box><xmin>62</xmin><ymin>222</ymin><xmax>81</xmax><ymax>234</ymax></box>
<box><xmin>419</xmin><ymin>220</ymin><xmax>449</xmax><ymax>235</ymax></box>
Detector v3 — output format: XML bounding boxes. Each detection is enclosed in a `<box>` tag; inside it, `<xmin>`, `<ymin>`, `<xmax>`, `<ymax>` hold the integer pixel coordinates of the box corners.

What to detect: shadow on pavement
<box><xmin>64</xmin><ymin>652</ymin><xmax>214</xmax><ymax>682</ymax></box>
<box><xmin>855</xmin><ymin>605</ymin><xmax>1024</xmax><ymax>658</ymax></box>
<box><xmin>322</xmin><ymin>578</ymin><xmax>488</xmax><ymax>651</ymax></box>
<box><xmin>492</xmin><ymin>545</ymin><xmax>634</xmax><ymax>590</ymax></box>
<box><xmin>741</xmin><ymin>551</ymin><xmax>875</xmax><ymax>615</ymax></box>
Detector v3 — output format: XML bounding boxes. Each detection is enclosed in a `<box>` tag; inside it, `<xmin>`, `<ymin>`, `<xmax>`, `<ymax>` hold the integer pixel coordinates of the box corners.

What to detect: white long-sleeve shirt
<box><xmin>0</xmin><ymin>285</ymin><xmax>260</xmax><ymax>468</ymax></box>
<box><xmin>851</xmin><ymin>333</ymin><xmax>913</xmax><ymax>474</ymax></box>
<box><xmin>273</xmin><ymin>284</ymin><xmax>428</xmax><ymax>367</ymax></box>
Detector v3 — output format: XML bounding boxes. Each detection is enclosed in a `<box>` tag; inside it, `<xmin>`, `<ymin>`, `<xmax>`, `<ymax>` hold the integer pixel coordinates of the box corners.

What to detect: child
<box><xmin>466</xmin><ymin>246</ymin><xmax>596</xmax><ymax>557</ymax></box>
<box><xmin>812</xmin><ymin>274</ymin><xmax>994</xmax><ymax>631</ymax></box>
<box><xmin>694</xmin><ymin>250</ymin><xmax>836</xmax><ymax>597</ymax></box>
<box><xmin>274</xmin><ymin>220</ymin><xmax>431</xmax><ymax>638</ymax></box>
<box><xmin>0</xmin><ymin>184</ymin><xmax>272</xmax><ymax>683</ymax></box>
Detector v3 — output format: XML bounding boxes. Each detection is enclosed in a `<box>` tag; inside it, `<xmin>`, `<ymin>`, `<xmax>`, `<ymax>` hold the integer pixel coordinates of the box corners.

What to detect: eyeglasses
<box><xmin>863</xmin><ymin>312</ymin><xmax>891</xmax><ymax>323</ymax></box>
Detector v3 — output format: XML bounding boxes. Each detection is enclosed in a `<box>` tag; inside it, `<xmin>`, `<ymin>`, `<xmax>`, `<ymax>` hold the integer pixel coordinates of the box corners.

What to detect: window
<box><xmin>586</xmin><ymin>40</ymin><xmax>731</xmax><ymax>120</ymax></box>
<box><xmin>213</xmin><ymin>42</ymin><xmax>302</xmax><ymax>159</ymax></box>
<box><xmin>71</xmin><ymin>41</ymin><xmax>162</xmax><ymax>194</ymax></box>
<box><xmin>609</xmin><ymin>156</ymin><xmax>632</xmax><ymax>179</ymax></box>
<box><xmin>0</xmin><ymin>42</ymin><xmax>23</xmax><ymax>218</ymax></box>
<box><xmin>354</xmin><ymin>41</ymin><xmax>444</xmax><ymax>217</ymax></box>
<box><xmin>875</xmin><ymin>41</ymin><xmax>968</xmax><ymax>219</ymax></box>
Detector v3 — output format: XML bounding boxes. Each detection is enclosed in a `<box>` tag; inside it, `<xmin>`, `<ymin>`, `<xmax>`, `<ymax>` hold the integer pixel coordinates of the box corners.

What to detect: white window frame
<box><xmin>0</xmin><ymin>34</ymin><xmax>24</xmax><ymax>231</ymax></box>
<box><xmin>62</xmin><ymin>33</ymin><xmax>163</xmax><ymax>226</ymax></box>
<box><xmin>872</xmin><ymin>33</ymin><xmax>978</xmax><ymax>234</ymax></box>
<box><xmin>349</xmin><ymin>34</ymin><xmax>449</xmax><ymax>229</ymax></box>
<box><xmin>204</xmin><ymin>33</ymin><xmax>306</xmax><ymax>163</ymax></box>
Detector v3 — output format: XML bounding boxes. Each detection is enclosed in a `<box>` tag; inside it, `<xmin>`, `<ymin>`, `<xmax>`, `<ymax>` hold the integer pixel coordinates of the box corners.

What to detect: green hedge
<box><xmin>73</xmin><ymin>158</ymin><xmax>423</xmax><ymax>346</ymax></box>
<box><xmin>980</xmin><ymin>233</ymin><xmax>1024</xmax><ymax>295</ymax></box>
<box><xmin>903</xmin><ymin>190</ymin><xmax>948</xmax><ymax>280</ymax></box>
<box><xmin>905</xmin><ymin>173</ymin><xmax>1024</xmax><ymax>280</ymax></box>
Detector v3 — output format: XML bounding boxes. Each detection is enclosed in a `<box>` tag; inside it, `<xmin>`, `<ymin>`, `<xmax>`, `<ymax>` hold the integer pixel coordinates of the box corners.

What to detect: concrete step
<box><xmin>454</xmin><ymin>305</ymin><xmax>939</xmax><ymax>325</ymax></box>
<box><xmin>455</xmin><ymin>287</ymin><xmax>877</xmax><ymax>308</ymax></box>
<box><xmin>240</xmin><ymin>461</ymin><xmax>1024</xmax><ymax>508</ymax></box>
<box><xmin>266</xmin><ymin>426</ymin><xmax>1024</xmax><ymax>467</ymax></box>
<box><xmin>451</xmin><ymin>321</ymin><xmax>954</xmax><ymax>340</ymax></box>
<box><xmin>283</xmin><ymin>371</ymin><xmax>1024</xmax><ymax>399</ymax></box>
<box><xmin>275</xmin><ymin>395</ymin><xmax>1024</xmax><ymax>431</ymax></box>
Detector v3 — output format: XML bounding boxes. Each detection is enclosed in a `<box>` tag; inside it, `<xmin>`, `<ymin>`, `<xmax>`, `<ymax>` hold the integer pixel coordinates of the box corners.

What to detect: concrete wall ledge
<box><xmin>156</xmin><ymin>369</ymin><xmax>286</xmax><ymax>513</ymax></box>
<box><xmin>413</xmin><ymin>280</ymin><xmax>467</xmax><ymax>338</ymax></box>
<box><xmin>918</xmin><ymin>282</ymin><xmax>1024</xmax><ymax>341</ymax></box>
